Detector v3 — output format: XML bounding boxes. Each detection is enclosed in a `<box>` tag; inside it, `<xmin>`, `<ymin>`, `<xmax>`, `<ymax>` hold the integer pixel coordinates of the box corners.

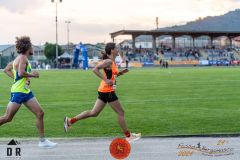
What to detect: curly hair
<box><xmin>15</xmin><ymin>36</ymin><xmax>32</xmax><ymax>54</ymax></box>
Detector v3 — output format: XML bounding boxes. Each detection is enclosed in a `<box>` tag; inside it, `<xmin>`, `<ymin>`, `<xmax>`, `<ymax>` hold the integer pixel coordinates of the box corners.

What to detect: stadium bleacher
<box><xmin>120</xmin><ymin>46</ymin><xmax>240</xmax><ymax>67</ymax></box>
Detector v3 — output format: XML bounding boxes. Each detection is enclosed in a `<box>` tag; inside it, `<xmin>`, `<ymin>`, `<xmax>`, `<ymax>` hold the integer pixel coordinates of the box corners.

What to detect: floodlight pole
<box><xmin>52</xmin><ymin>0</ymin><xmax>62</xmax><ymax>65</ymax></box>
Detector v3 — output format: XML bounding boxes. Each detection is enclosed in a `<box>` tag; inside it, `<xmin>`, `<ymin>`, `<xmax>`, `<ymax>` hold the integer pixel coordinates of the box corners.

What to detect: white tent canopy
<box><xmin>58</xmin><ymin>52</ymin><xmax>73</xmax><ymax>59</ymax></box>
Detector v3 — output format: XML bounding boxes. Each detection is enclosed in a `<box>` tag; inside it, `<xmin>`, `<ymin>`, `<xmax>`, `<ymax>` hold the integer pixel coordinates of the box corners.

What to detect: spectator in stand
<box><xmin>166</xmin><ymin>61</ymin><xmax>169</xmax><ymax>68</ymax></box>
<box><xmin>125</xmin><ymin>52</ymin><xmax>129</xmax><ymax>68</ymax></box>
<box><xmin>159</xmin><ymin>59</ymin><xmax>162</xmax><ymax>66</ymax></box>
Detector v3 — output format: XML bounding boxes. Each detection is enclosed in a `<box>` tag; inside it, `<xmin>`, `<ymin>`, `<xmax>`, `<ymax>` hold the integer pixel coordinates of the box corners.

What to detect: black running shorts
<box><xmin>98</xmin><ymin>91</ymin><xmax>118</xmax><ymax>103</ymax></box>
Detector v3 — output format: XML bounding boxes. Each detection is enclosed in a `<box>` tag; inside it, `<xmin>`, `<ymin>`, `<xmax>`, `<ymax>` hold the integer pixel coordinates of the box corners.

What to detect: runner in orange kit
<box><xmin>64</xmin><ymin>43</ymin><xmax>141</xmax><ymax>142</ymax></box>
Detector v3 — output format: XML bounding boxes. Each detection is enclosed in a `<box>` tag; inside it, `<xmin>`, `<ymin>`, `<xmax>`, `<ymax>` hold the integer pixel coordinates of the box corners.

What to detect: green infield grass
<box><xmin>0</xmin><ymin>67</ymin><xmax>239</xmax><ymax>137</ymax></box>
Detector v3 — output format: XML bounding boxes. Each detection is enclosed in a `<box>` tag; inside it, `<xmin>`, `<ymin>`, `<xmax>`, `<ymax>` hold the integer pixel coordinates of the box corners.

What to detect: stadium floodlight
<box><xmin>51</xmin><ymin>0</ymin><xmax>62</xmax><ymax>66</ymax></box>
<box><xmin>65</xmin><ymin>21</ymin><xmax>71</xmax><ymax>54</ymax></box>
<box><xmin>51</xmin><ymin>0</ymin><xmax>62</xmax><ymax>3</ymax></box>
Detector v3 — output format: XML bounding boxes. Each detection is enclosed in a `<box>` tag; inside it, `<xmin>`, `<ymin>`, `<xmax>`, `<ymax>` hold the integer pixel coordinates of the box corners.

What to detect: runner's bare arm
<box><xmin>18</xmin><ymin>56</ymin><xmax>39</xmax><ymax>78</ymax></box>
<box><xmin>3</xmin><ymin>61</ymin><xmax>14</xmax><ymax>79</ymax></box>
<box><xmin>93</xmin><ymin>59</ymin><xmax>113</xmax><ymax>85</ymax></box>
<box><xmin>117</xmin><ymin>68</ymin><xmax>129</xmax><ymax>77</ymax></box>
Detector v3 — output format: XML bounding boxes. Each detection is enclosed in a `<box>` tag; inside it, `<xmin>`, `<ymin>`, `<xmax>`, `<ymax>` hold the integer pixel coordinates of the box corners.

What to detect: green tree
<box><xmin>44</xmin><ymin>42</ymin><xmax>63</xmax><ymax>60</ymax></box>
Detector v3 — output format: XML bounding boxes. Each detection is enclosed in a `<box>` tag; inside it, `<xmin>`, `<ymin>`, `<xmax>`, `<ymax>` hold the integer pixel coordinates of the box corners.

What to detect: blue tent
<box><xmin>73</xmin><ymin>44</ymin><xmax>80</xmax><ymax>68</ymax></box>
<box><xmin>73</xmin><ymin>43</ymin><xmax>88</xmax><ymax>70</ymax></box>
<box><xmin>80</xmin><ymin>43</ymin><xmax>88</xmax><ymax>70</ymax></box>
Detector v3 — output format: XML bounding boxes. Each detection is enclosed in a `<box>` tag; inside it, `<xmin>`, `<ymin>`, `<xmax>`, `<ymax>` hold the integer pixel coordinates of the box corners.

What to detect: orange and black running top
<box><xmin>98</xmin><ymin>60</ymin><xmax>119</xmax><ymax>93</ymax></box>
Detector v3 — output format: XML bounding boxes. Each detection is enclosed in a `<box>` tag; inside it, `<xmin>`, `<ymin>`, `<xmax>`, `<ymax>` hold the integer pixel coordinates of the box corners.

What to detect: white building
<box><xmin>0</xmin><ymin>45</ymin><xmax>46</xmax><ymax>68</ymax></box>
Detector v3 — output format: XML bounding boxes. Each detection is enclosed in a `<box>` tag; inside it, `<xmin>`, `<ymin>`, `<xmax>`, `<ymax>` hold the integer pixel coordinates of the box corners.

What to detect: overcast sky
<box><xmin>0</xmin><ymin>0</ymin><xmax>240</xmax><ymax>45</ymax></box>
